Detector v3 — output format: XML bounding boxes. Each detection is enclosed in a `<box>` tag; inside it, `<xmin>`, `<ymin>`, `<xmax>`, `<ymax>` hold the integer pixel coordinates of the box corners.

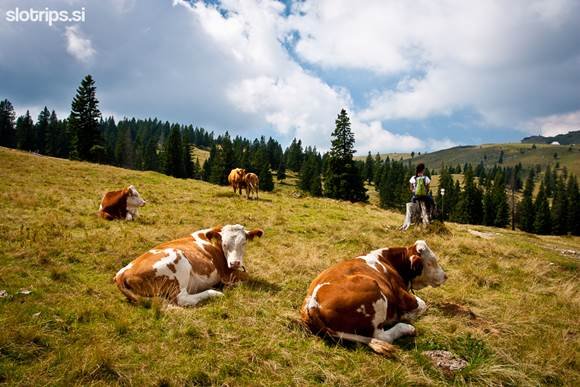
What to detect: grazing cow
<box><xmin>98</xmin><ymin>185</ymin><xmax>146</xmax><ymax>221</ymax></box>
<box><xmin>244</xmin><ymin>172</ymin><xmax>259</xmax><ymax>200</ymax></box>
<box><xmin>114</xmin><ymin>224</ymin><xmax>264</xmax><ymax>306</ymax></box>
<box><xmin>228</xmin><ymin>168</ymin><xmax>247</xmax><ymax>195</ymax></box>
<box><xmin>301</xmin><ymin>240</ymin><xmax>446</xmax><ymax>355</ymax></box>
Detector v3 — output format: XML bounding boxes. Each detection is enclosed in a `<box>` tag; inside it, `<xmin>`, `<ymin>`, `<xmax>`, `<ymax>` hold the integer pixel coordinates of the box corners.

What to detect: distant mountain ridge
<box><xmin>521</xmin><ymin>130</ymin><xmax>580</xmax><ymax>145</ymax></box>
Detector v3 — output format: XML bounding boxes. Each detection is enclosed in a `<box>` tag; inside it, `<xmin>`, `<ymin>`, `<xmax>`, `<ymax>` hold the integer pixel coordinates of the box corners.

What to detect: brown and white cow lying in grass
<box><xmin>115</xmin><ymin>225</ymin><xmax>263</xmax><ymax>307</ymax></box>
<box><xmin>301</xmin><ymin>240</ymin><xmax>446</xmax><ymax>355</ymax></box>
<box><xmin>98</xmin><ymin>185</ymin><xmax>146</xmax><ymax>220</ymax></box>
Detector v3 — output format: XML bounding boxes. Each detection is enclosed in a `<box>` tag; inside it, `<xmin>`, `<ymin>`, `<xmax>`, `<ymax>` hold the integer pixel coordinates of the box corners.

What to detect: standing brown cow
<box><xmin>244</xmin><ymin>173</ymin><xmax>259</xmax><ymax>200</ymax></box>
<box><xmin>228</xmin><ymin>168</ymin><xmax>246</xmax><ymax>195</ymax></box>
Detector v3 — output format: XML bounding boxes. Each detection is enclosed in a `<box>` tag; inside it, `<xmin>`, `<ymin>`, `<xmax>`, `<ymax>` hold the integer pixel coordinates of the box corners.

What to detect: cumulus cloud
<box><xmin>522</xmin><ymin>110</ymin><xmax>580</xmax><ymax>136</ymax></box>
<box><xmin>64</xmin><ymin>25</ymin><xmax>95</xmax><ymax>63</ymax></box>
<box><xmin>289</xmin><ymin>0</ymin><xmax>580</xmax><ymax>127</ymax></box>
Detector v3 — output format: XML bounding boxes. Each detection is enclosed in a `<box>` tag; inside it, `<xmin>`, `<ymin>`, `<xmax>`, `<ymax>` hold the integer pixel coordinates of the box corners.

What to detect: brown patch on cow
<box><xmin>228</xmin><ymin>168</ymin><xmax>247</xmax><ymax>195</ymax></box>
<box><xmin>167</xmin><ymin>263</ymin><xmax>177</xmax><ymax>273</ymax></box>
<box><xmin>98</xmin><ymin>187</ymin><xmax>130</xmax><ymax>220</ymax></box>
<box><xmin>243</xmin><ymin>173</ymin><xmax>259</xmax><ymax>199</ymax></box>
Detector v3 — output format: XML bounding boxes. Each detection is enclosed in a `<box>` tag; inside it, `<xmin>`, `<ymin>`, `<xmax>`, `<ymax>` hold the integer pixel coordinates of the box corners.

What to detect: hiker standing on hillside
<box><xmin>409</xmin><ymin>163</ymin><xmax>434</xmax><ymax>211</ymax></box>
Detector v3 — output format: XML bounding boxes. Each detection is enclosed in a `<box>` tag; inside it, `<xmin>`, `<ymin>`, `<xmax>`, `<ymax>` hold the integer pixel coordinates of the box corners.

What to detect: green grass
<box><xmin>1</xmin><ymin>147</ymin><xmax>579</xmax><ymax>386</ymax></box>
<box><xmin>377</xmin><ymin>143</ymin><xmax>580</xmax><ymax>176</ymax></box>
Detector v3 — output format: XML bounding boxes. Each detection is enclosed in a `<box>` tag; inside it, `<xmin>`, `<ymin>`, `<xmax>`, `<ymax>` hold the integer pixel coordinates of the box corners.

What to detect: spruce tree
<box><xmin>69</xmin><ymin>75</ymin><xmax>103</xmax><ymax>161</ymax></box>
<box><xmin>164</xmin><ymin>124</ymin><xmax>185</xmax><ymax>178</ymax></box>
<box><xmin>324</xmin><ymin>109</ymin><xmax>367</xmax><ymax>202</ymax></box>
<box><xmin>517</xmin><ymin>171</ymin><xmax>535</xmax><ymax>232</ymax></box>
<box><xmin>256</xmin><ymin>148</ymin><xmax>274</xmax><ymax>191</ymax></box>
<box><xmin>15</xmin><ymin>111</ymin><xmax>35</xmax><ymax>151</ymax></box>
<box><xmin>35</xmin><ymin>107</ymin><xmax>50</xmax><ymax>154</ymax></box>
<box><xmin>0</xmin><ymin>99</ymin><xmax>16</xmax><ymax>147</ymax></box>
<box><xmin>363</xmin><ymin>151</ymin><xmax>375</xmax><ymax>184</ymax></box>
<box><xmin>183</xmin><ymin>142</ymin><xmax>194</xmax><ymax>178</ymax></box>
<box><xmin>550</xmin><ymin>176</ymin><xmax>569</xmax><ymax>235</ymax></box>
<box><xmin>533</xmin><ymin>183</ymin><xmax>552</xmax><ymax>234</ymax></box>
<box><xmin>277</xmin><ymin>160</ymin><xmax>286</xmax><ymax>182</ymax></box>
<box><xmin>45</xmin><ymin>110</ymin><xmax>60</xmax><ymax>156</ymax></box>
<box><xmin>566</xmin><ymin>176</ymin><xmax>580</xmax><ymax>236</ymax></box>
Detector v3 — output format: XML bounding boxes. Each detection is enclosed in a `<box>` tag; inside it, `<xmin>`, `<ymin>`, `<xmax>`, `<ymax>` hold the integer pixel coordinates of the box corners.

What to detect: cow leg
<box><xmin>374</xmin><ymin>322</ymin><xmax>417</xmax><ymax>343</ymax></box>
<box><xmin>125</xmin><ymin>212</ymin><xmax>133</xmax><ymax>221</ymax></box>
<box><xmin>400</xmin><ymin>295</ymin><xmax>427</xmax><ymax>322</ymax></box>
<box><xmin>176</xmin><ymin>289</ymin><xmax>223</xmax><ymax>307</ymax></box>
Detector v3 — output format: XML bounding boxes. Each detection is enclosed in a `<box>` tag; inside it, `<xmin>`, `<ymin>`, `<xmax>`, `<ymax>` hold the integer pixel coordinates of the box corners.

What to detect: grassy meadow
<box><xmin>0</xmin><ymin>147</ymin><xmax>578</xmax><ymax>386</ymax></box>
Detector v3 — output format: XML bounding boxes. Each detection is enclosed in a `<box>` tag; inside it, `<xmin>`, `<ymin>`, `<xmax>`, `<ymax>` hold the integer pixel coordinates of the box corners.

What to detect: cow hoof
<box><xmin>368</xmin><ymin>339</ymin><xmax>398</xmax><ymax>357</ymax></box>
<box><xmin>207</xmin><ymin>290</ymin><xmax>224</xmax><ymax>297</ymax></box>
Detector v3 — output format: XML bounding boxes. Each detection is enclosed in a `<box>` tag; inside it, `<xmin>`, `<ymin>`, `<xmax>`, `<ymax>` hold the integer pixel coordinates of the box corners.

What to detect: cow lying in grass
<box><xmin>115</xmin><ymin>225</ymin><xmax>263</xmax><ymax>306</ymax></box>
<box><xmin>301</xmin><ymin>240</ymin><xmax>446</xmax><ymax>355</ymax></box>
<box><xmin>98</xmin><ymin>185</ymin><xmax>146</xmax><ymax>220</ymax></box>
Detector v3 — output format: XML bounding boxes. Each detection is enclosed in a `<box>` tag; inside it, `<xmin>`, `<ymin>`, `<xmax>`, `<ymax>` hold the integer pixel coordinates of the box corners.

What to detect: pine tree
<box><xmin>69</xmin><ymin>75</ymin><xmax>103</xmax><ymax>161</ymax></box>
<box><xmin>286</xmin><ymin>138</ymin><xmax>303</xmax><ymax>171</ymax></box>
<box><xmin>454</xmin><ymin>166</ymin><xmax>483</xmax><ymax>224</ymax></box>
<box><xmin>164</xmin><ymin>124</ymin><xmax>185</xmax><ymax>178</ymax></box>
<box><xmin>492</xmin><ymin>170</ymin><xmax>509</xmax><ymax>227</ymax></box>
<box><xmin>324</xmin><ymin>109</ymin><xmax>368</xmax><ymax>202</ymax></box>
<box><xmin>533</xmin><ymin>183</ymin><xmax>552</xmax><ymax>234</ymax></box>
<box><xmin>16</xmin><ymin>111</ymin><xmax>35</xmax><ymax>151</ymax></box>
<box><xmin>517</xmin><ymin>171</ymin><xmax>535</xmax><ymax>232</ymax></box>
<box><xmin>256</xmin><ymin>148</ymin><xmax>274</xmax><ymax>191</ymax></box>
<box><xmin>566</xmin><ymin>176</ymin><xmax>580</xmax><ymax>236</ymax></box>
<box><xmin>114</xmin><ymin>123</ymin><xmax>134</xmax><ymax>168</ymax></box>
<box><xmin>0</xmin><ymin>99</ymin><xmax>16</xmax><ymax>147</ymax></box>
<box><xmin>35</xmin><ymin>107</ymin><xmax>50</xmax><ymax>154</ymax></box>
<box><xmin>363</xmin><ymin>151</ymin><xmax>375</xmax><ymax>184</ymax></box>
<box><xmin>550</xmin><ymin>176</ymin><xmax>569</xmax><ymax>235</ymax></box>
<box><xmin>183</xmin><ymin>142</ymin><xmax>193</xmax><ymax>178</ymax></box>
<box><xmin>482</xmin><ymin>179</ymin><xmax>495</xmax><ymax>226</ymax></box>
<box><xmin>277</xmin><ymin>160</ymin><xmax>286</xmax><ymax>182</ymax></box>
<box><xmin>435</xmin><ymin>166</ymin><xmax>455</xmax><ymax>220</ymax></box>
<box><xmin>299</xmin><ymin>150</ymin><xmax>322</xmax><ymax>196</ymax></box>
<box><xmin>192</xmin><ymin>158</ymin><xmax>203</xmax><ymax>180</ymax></box>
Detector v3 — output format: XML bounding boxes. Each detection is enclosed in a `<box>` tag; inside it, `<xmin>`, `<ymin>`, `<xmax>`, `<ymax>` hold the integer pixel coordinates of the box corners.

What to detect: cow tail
<box><xmin>301</xmin><ymin>304</ymin><xmax>336</xmax><ymax>337</ymax></box>
<box><xmin>115</xmin><ymin>275</ymin><xmax>142</xmax><ymax>304</ymax></box>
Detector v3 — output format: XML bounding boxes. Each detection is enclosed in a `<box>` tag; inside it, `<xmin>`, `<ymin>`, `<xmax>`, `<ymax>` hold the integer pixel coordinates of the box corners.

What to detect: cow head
<box><xmin>409</xmin><ymin>240</ymin><xmax>447</xmax><ymax>290</ymax></box>
<box><xmin>126</xmin><ymin>185</ymin><xmax>146</xmax><ymax>208</ymax></box>
<box><xmin>208</xmin><ymin>224</ymin><xmax>263</xmax><ymax>269</ymax></box>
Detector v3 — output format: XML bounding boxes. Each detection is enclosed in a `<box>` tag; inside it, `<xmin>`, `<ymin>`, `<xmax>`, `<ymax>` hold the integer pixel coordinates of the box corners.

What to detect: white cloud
<box><xmin>522</xmin><ymin>110</ymin><xmax>580</xmax><ymax>137</ymax></box>
<box><xmin>64</xmin><ymin>25</ymin><xmax>95</xmax><ymax>63</ymax></box>
<box><xmin>289</xmin><ymin>0</ymin><xmax>580</xmax><ymax>127</ymax></box>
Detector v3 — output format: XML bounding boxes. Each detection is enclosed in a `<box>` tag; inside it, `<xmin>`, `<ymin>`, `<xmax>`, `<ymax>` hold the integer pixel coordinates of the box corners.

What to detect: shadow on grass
<box><xmin>240</xmin><ymin>276</ymin><xmax>281</xmax><ymax>293</ymax></box>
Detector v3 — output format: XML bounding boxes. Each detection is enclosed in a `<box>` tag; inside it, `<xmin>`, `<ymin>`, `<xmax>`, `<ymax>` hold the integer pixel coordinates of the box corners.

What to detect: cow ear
<box><xmin>206</xmin><ymin>226</ymin><xmax>222</xmax><ymax>241</ymax></box>
<box><xmin>246</xmin><ymin>228</ymin><xmax>264</xmax><ymax>240</ymax></box>
<box><xmin>410</xmin><ymin>255</ymin><xmax>423</xmax><ymax>277</ymax></box>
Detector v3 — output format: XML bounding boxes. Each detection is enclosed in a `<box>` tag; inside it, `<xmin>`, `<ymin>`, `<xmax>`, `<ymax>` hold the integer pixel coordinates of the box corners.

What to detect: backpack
<box><xmin>415</xmin><ymin>176</ymin><xmax>427</xmax><ymax>196</ymax></box>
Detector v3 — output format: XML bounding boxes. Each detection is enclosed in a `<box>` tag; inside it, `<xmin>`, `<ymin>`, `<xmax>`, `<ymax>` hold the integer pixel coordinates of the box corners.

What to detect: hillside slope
<box><xmin>0</xmin><ymin>147</ymin><xmax>578</xmax><ymax>385</ymax></box>
<box><xmin>376</xmin><ymin>143</ymin><xmax>580</xmax><ymax>176</ymax></box>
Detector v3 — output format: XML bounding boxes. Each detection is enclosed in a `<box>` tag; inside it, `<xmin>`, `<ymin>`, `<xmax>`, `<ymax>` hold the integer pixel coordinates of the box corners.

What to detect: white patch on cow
<box><xmin>176</xmin><ymin>288</ymin><xmax>223</xmax><ymax>306</ymax></box>
<box><xmin>187</xmin><ymin>268</ymin><xmax>220</xmax><ymax>294</ymax></box>
<box><xmin>149</xmin><ymin>249</ymin><xmax>162</xmax><ymax>254</ymax></box>
<box><xmin>374</xmin><ymin>322</ymin><xmax>416</xmax><ymax>343</ymax></box>
<box><xmin>99</xmin><ymin>203</ymin><xmax>103</xmax><ymax>211</ymax></box>
<box><xmin>152</xmin><ymin>249</ymin><xmax>192</xmax><ymax>289</ymax></box>
<box><xmin>360</xmin><ymin>249</ymin><xmax>387</xmax><ymax>273</ymax></box>
<box><xmin>371</xmin><ymin>292</ymin><xmax>388</xmax><ymax>329</ymax></box>
<box><xmin>192</xmin><ymin>228</ymin><xmax>214</xmax><ymax>251</ymax></box>
<box><xmin>306</xmin><ymin>282</ymin><xmax>329</xmax><ymax>309</ymax></box>
<box><xmin>401</xmin><ymin>296</ymin><xmax>427</xmax><ymax>321</ymax></box>
<box><xmin>356</xmin><ymin>304</ymin><xmax>371</xmax><ymax>317</ymax></box>
<box><xmin>115</xmin><ymin>262</ymin><xmax>133</xmax><ymax>279</ymax></box>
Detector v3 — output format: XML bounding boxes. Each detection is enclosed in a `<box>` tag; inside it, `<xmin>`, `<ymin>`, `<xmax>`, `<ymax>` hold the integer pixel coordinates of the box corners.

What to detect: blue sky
<box><xmin>1</xmin><ymin>0</ymin><xmax>580</xmax><ymax>154</ymax></box>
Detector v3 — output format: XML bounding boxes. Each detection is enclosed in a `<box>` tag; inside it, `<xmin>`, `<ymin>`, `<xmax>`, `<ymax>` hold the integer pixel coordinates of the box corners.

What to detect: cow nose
<box><xmin>230</xmin><ymin>261</ymin><xmax>241</xmax><ymax>269</ymax></box>
<box><xmin>443</xmin><ymin>273</ymin><xmax>448</xmax><ymax>281</ymax></box>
